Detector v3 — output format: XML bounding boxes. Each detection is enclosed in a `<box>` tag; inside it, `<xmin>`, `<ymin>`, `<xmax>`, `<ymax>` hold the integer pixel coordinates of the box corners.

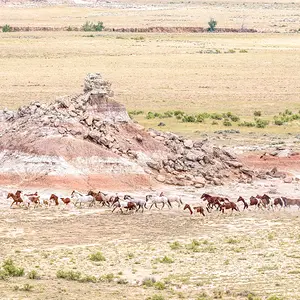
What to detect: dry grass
<box><xmin>0</xmin><ymin>2</ymin><xmax>300</xmax><ymax>137</ymax></box>
<box><xmin>0</xmin><ymin>205</ymin><xmax>300</xmax><ymax>299</ymax></box>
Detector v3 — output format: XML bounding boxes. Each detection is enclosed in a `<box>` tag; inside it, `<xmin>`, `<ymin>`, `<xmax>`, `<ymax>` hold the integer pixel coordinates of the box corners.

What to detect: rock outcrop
<box><xmin>0</xmin><ymin>73</ymin><xmax>253</xmax><ymax>190</ymax></box>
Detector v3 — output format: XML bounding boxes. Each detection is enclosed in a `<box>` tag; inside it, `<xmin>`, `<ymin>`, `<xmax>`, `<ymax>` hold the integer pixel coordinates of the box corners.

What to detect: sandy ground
<box><xmin>1</xmin><ymin>180</ymin><xmax>300</xmax><ymax>299</ymax></box>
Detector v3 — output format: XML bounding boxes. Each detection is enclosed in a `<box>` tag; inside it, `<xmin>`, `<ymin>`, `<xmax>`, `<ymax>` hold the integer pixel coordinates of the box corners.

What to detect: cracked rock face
<box><xmin>0</xmin><ymin>73</ymin><xmax>252</xmax><ymax>189</ymax></box>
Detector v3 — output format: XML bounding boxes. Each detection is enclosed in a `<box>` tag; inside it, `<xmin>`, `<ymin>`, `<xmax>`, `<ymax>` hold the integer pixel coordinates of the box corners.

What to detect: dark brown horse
<box><xmin>237</xmin><ymin>196</ymin><xmax>249</xmax><ymax>210</ymax></box>
<box><xmin>201</xmin><ymin>193</ymin><xmax>226</xmax><ymax>210</ymax></box>
<box><xmin>183</xmin><ymin>204</ymin><xmax>206</xmax><ymax>216</ymax></box>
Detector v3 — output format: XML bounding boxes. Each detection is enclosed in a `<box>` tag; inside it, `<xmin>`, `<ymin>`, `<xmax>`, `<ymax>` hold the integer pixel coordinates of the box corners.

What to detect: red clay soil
<box><xmin>240</xmin><ymin>153</ymin><xmax>300</xmax><ymax>175</ymax></box>
<box><xmin>0</xmin><ymin>173</ymin><xmax>157</xmax><ymax>192</ymax></box>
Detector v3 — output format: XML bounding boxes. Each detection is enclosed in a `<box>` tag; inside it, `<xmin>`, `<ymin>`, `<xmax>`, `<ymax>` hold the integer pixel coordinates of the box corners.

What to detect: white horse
<box><xmin>146</xmin><ymin>195</ymin><xmax>171</xmax><ymax>210</ymax></box>
<box><xmin>71</xmin><ymin>190</ymin><xmax>95</xmax><ymax>208</ymax></box>
<box><xmin>165</xmin><ymin>195</ymin><xmax>183</xmax><ymax>208</ymax></box>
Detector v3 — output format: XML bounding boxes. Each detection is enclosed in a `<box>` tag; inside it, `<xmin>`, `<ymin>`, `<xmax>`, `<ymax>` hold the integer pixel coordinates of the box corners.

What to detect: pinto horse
<box><xmin>220</xmin><ymin>201</ymin><xmax>239</xmax><ymax>214</ymax></box>
<box><xmin>124</xmin><ymin>195</ymin><xmax>147</xmax><ymax>212</ymax></box>
<box><xmin>112</xmin><ymin>197</ymin><xmax>137</xmax><ymax>213</ymax></box>
<box><xmin>273</xmin><ymin>197</ymin><xmax>285</xmax><ymax>209</ymax></box>
<box><xmin>183</xmin><ymin>204</ymin><xmax>205</xmax><ymax>216</ymax></box>
<box><xmin>7</xmin><ymin>191</ymin><xmax>23</xmax><ymax>208</ymax></box>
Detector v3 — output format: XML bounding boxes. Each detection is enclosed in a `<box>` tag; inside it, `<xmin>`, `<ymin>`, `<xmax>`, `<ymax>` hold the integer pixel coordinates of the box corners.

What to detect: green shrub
<box><xmin>66</xmin><ymin>26</ymin><xmax>73</xmax><ymax>31</ymax></box>
<box><xmin>154</xmin><ymin>281</ymin><xmax>166</xmax><ymax>290</ymax></box>
<box><xmin>146</xmin><ymin>295</ymin><xmax>165</xmax><ymax>300</ymax></box>
<box><xmin>100</xmin><ymin>273</ymin><xmax>114</xmax><ymax>282</ymax></box>
<box><xmin>173</xmin><ymin>110</ymin><xmax>184</xmax><ymax>116</ymax></box>
<box><xmin>182</xmin><ymin>115</ymin><xmax>196</xmax><ymax>123</ymax></box>
<box><xmin>158</xmin><ymin>256</ymin><xmax>174</xmax><ymax>264</ymax></box>
<box><xmin>212</xmin><ymin>121</ymin><xmax>218</xmax><ymax>125</ymax></box>
<box><xmin>89</xmin><ymin>251</ymin><xmax>106</xmax><ymax>262</ymax></box>
<box><xmin>163</xmin><ymin>111</ymin><xmax>174</xmax><ymax>118</ymax></box>
<box><xmin>267</xmin><ymin>296</ymin><xmax>284</xmax><ymax>300</ymax></box>
<box><xmin>239</xmin><ymin>49</ymin><xmax>248</xmax><ymax>53</ymax></box>
<box><xmin>208</xmin><ymin>18</ymin><xmax>217</xmax><ymax>32</ymax></box>
<box><xmin>227</xmin><ymin>49</ymin><xmax>236</xmax><ymax>53</ymax></box>
<box><xmin>2</xmin><ymin>24</ymin><xmax>12</xmax><ymax>32</ymax></box>
<box><xmin>238</xmin><ymin>121</ymin><xmax>256</xmax><ymax>127</ymax></box>
<box><xmin>82</xmin><ymin>21</ymin><xmax>104</xmax><ymax>32</ymax></box>
<box><xmin>56</xmin><ymin>270</ymin><xmax>81</xmax><ymax>281</ymax></box>
<box><xmin>2</xmin><ymin>259</ymin><xmax>24</xmax><ymax>277</ymax></box>
<box><xmin>210</xmin><ymin>113</ymin><xmax>223</xmax><ymax>120</ymax></box>
<box><xmin>274</xmin><ymin>119</ymin><xmax>284</xmax><ymax>126</ymax></box>
<box><xmin>255</xmin><ymin>118</ymin><xmax>269</xmax><ymax>128</ymax></box>
<box><xmin>28</xmin><ymin>270</ymin><xmax>39</xmax><ymax>279</ymax></box>
<box><xmin>186</xmin><ymin>239</ymin><xmax>201</xmax><ymax>252</ymax></box>
<box><xmin>229</xmin><ymin>115</ymin><xmax>240</xmax><ymax>122</ymax></box>
<box><xmin>284</xmin><ymin>109</ymin><xmax>292</xmax><ymax>116</ymax></box>
<box><xmin>146</xmin><ymin>112</ymin><xmax>155</xmax><ymax>119</ymax></box>
<box><xmin>143</xmin><ymin>276</ymin><xmax>156</xmax><ymax>287</ymax></box>
<box><xmin>170</xmin><ymin>241</ymin><xmax>181</xmax><ymax>250</ymax></box>
<box><xmin>223</xmin><ymin>119</ymin><xmax>232</xmax><ymax>127</ymax></box>
<box><xmin>80</xmin><ymin>275</ymin><xmax>97</xmax><ymax>283</ymax></box>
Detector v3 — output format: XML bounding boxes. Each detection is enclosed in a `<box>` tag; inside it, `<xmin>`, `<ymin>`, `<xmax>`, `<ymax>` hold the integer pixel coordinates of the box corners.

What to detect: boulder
<box><xmin>284</xmin><ymin>176</ymin><xmax>293</xmax><ymax>183</ymax></box>
<box><xmin>183</xmin><ymin>139</ymin><xmax>193</xmax><ymax>149</ymax></box>
<box><xmin>156</xmin><ymin>175</ymin><xmax>166</xmax><ymax>182</ymax></box>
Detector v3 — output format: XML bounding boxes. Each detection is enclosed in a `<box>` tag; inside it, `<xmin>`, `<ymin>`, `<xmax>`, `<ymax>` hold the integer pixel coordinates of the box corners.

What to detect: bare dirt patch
<box><xmin>0</xmin><ymin>182</ymin><xmax>300</xmax><ymax>299</ymax></box>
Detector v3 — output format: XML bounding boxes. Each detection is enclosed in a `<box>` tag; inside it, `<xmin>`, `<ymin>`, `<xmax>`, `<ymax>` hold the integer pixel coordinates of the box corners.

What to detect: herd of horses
<box><xmin>6</xmin><ymin>189</ymin><xmax>300</xmax><ymax>216</ymax></box>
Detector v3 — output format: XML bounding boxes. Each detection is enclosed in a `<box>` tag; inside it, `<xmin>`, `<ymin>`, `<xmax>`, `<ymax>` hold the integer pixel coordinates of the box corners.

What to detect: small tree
<box><xmin>81</xmin><ymin>21</ymin><xmax>104</xmax><ymax>32</ymax></box>
<box><xmin>208</xmin><ymin>18</ymin><xmax>217</xmax><ymax>32</ymax></box>
<box><xmin>2</xmin><ymin>24</ymin><xmax>12</xmax><ymax>32</ymax></box>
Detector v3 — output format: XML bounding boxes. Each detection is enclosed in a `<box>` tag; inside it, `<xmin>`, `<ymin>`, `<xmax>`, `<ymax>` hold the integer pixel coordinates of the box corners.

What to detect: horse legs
<box><xmin>161</xmin><ymin>202</ymin><xmax>165</xmax><ymax>210</ymax></box>
<box><xmin>10</xmin><ymin>200</ymin><xmax>15</xmax><ymax>208</ymax></box>
<box><xmin>112</xmin><ymin>206</ymin><xmax>117</xmax><ymax>213</ymax></box>
<box><xmin>149</xmin><ymin>203</ymin><xmax>154</xmax><ymax>210</ymax></box>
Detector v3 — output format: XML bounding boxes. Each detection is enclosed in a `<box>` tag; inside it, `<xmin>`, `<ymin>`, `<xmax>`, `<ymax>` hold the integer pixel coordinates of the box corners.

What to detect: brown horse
<box><xmin>87</xmin><ymin>190</ymin><xmax>109</xmax><ymax>206</ymax></box>
<box><xmin>282</xmin><ymin>197</ymin><xmax>300</xmax><ymax>209</ymax></box>
<box><xmin>201</xmin><ymin>193</ymin><xmax>225</xmax><ymax>210</ymax></box>
<box><xmin>183</xmin><ymin>204</ymin><xmax>205</xmax><ymax>216</ymax></box>
<box><xmin>49</xmin><ymin>194</ymin><xmax>59</xmax><ymax>206</ymax></box>
<box><xmin>60</xmin><ymin>197</ymin><xmax>71</xmax><ymax>205</ymax></box>
<box><xmin>7</xmin><ymin>191</ymin><xmax>23</xmax><ymax>208</ymax></box>
<box><xmin>220</xmin><ymin>201</ymin><xmax>239</xmax><ymax>214</ymax></box>
<box><xmin>237</xmin><ymin>196</ymin><xmax>249</xmax><ymax>210</ymax></box>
